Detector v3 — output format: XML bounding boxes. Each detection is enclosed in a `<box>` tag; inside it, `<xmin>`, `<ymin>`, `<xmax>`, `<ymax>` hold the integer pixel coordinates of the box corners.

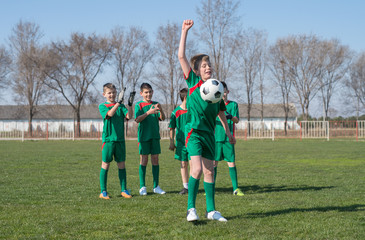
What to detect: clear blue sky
<box><xmin>1</xmin><ymin>0</ymin><xmax>364</xmax><ymax>116</ymax></box>
<box><xmin>1</xmin><ymin>0</ymin><xmax>364</xmax><ymax>53</ymax></box>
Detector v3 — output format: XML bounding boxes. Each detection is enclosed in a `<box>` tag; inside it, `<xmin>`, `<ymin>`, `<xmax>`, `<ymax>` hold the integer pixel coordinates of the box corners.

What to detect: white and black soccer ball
<box><xmin>200</xmin><ymin>79</ymin><xmax>224</xmax><ymax>104</ymax></box>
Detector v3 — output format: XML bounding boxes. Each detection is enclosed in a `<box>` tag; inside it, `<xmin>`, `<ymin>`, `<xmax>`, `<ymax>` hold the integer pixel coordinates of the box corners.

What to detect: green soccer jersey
<box><xmin>215</xmin><ymin>100</ymin><xmax>239</xmax><ymax>142</ymax></box>
<box><xmin>185</xmin><ymin>69</ymin><xmax>226</xmax><ymax>133</ymax></box>
<box><xmin>169</xmin><ymin>106</ymin><xmax>188</xmax><ymax>145</ymax></box>
<box><xmin>99</xmin><ymin>102</ymin><xmax>128</xmax><ymax>142</ymax></box>
<box><xmin>135</xmin><ymin>101</ymin><xmax>161</xmax><ymax>142</ymax></box>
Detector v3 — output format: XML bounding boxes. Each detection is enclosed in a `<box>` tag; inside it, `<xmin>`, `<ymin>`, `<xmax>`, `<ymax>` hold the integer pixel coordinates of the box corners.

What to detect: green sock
<box><xmin>214</xmin><ymin>166</ymin><xmax>217</xmax><ymax>182</ymax></box>
<box><xmin>204</xmin><ymin>181</ymin><xmax>215</xmax><ymax>212</ymax></box>
<box><xmin>187</xmin><ymin>176</ymin><xmax>200</xmax><ymax>210</ymax></box>
<box><xmin>152</xmin><ymin>165</ymin><xmax>159</xmax><ymax>188</ymax></box>
<box><xmin>100</xmin><ymin>168</ymin><xmax>108</xmax><ymax>193</ymax></box>
<box><xmin>118</xmin><ymin>168</ymin><xmax>126</xmax><ymax>192</ymax></box>
<box><xmin>139</xmin><ymin>165</ymin><xmax>146</xmax><ymax>188</ymax></box>
<box><xmin>229</xmin><ymin>166</ymin><xmax>238</xmax><ymax>190</ymax></box>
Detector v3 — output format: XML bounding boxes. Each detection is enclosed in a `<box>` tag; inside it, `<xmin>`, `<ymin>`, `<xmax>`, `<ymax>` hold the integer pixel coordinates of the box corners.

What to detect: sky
<box><xmin>1</xmin><ymin>0</ymin><xmax>364</xmax><ymax>116</ymax></box>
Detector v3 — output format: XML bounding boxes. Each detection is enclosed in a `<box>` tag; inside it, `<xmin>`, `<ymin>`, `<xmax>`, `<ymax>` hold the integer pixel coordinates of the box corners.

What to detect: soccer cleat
<box><xmin>233</xmin><ymin>188</ymin><xmax>244</xmax><ymax>196</ymax></box>
<box><xmin>153</xmin><ymin>185</ymin><xmax>166</xmax><ymax>194</ymax></box>
<box><xmin>99</xmin><ymin>191</ymin><xmax>110</xmax><ymax>200</ymax></box>
<box><xmin>121</xmin><ymin>190</ymin><xmax>132</xmax><ymax>199</ymax></box>
<box><xmin>206</xmin><ymin>210</ymin><xmax>227</xmax><ymax>222</ymax></box>
<box><xmin>179</xmin><ymin>188</ymin><xmax>188</xmax><ymax>195</ymax></box>
<box><xmin>186</xmin><ymin>208</ymin><xmax>199</xmax><ymax>222</ymax></box>
<box><xmin>139</xmin><ymin>186</ymin><xmax>147</xmax><ymax>196</ymax></box>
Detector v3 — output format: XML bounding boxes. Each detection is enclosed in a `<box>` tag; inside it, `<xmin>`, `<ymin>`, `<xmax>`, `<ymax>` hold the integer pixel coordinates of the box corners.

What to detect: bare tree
<box><xmin>0</xmin><ymin>47</ymin><xmax>12</xmax><ymax>91</ymax></box>
<box><xmin>233</xmin><ymin>29</ymin><xmax>267</xmax><ymax>126</ymax></box>
<box><xmin>283</xmin><ymin>35</ymin><xmax>324</xmax><ymax>120</ymax></box>
<box><xmin>110</xmin><ymin>26</ymin><xmax>154</xmax><ymax>95</ymax></box>
<box><xmin>8</xmin><ymin>21</ymin><xmax>45</xmax><ymax>136</ymax></box>
<box><xmin>196</xmin><ymin>0</ymin><xmax>241</xmax><ymax>83</ymax></box>
<box><xmin>347</xmin><ymin>52</ymin><xmax>365</xmax><ymax>116</ymax></box>
<box><xmin>42</xmin><ymin>32</ymin><xmax>111</xmax><ymax>136</ymax></box>
<box><xmin>318</xmin><ymin>39</ymin><xmax>351</xmax><ymax>120</ymax></box>
<box><xmin>268</xmin><ymin>39</ymin><xmax>294</xmax><ymax>135</ymax></box>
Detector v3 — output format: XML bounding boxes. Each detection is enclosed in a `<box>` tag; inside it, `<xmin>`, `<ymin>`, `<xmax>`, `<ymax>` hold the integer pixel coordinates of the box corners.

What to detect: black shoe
<box><xmin>179</xmin><ymin>188</ymin><xmax>188</xmax><ymax>195</ymax></box>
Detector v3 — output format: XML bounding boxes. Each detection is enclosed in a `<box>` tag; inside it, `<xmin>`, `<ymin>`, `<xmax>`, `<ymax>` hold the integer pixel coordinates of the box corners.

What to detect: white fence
<box><xmin>1</xmin><ymin>120</ymin><xmax>364</xmax><ymax>141</ymax></box>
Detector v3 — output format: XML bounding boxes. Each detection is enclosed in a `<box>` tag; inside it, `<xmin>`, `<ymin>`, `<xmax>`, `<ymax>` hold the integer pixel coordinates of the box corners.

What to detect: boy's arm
<box><xmin>135</xmin><ymin>105</ymin><xmax>159</xmax><ymax>123</ymax></box>
<box><xmin>218</xmin><ymin>111</ymin><xmax>236</xmax><ymax>145</ymax></box>
<box><xmin>178</xmin><ymin>20</ymin><xmax>194</xmax><ymax>77</ymax></box>
<box><xmin>169</xmin><ymin>129</ymin><xmax>176</xmax><ymax>151</ymax></box>
<box><xmin>106</xmin><ymin>103</ymin><xmax>122</xmax><ymax>118</ymax></box>
<box><xmin>157</xmin><ymin>103</ymin><xmax>166</xmax><ymax>121</ymax></box>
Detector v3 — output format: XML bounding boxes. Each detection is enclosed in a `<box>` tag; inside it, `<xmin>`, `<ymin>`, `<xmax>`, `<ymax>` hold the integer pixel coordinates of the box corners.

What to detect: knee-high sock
<box><xmin>229</xmin><ymin>166</ymin><xmax>238</xmax><ymax>190</ymax></box>
<box><xmin>187</xmin><ymin>176</ymin><xmax>200</xmax><ymax>210</ymax></box>
<box><xmin>118</xmin><ymin>168</ymin><xmax>126</xmax><ymax>192</ymax></box>
<box><xmin>152</xmin><ymin>165</ymin><xmax>159</xmax><ymax>188</ymax></box>
<box><xmin>204</xmin><ymin>181</ymin><xmax>215</xmax><ymax>212</ymax></box>
<box><xmin>100</xmin><ymin>168</ymin><xmax>108</xmax><ymax>192</ymax></box>
<box><xmin>139</xmin><ymin>165</ymin><xmax>146</xmax><ymax>188</ymax></box>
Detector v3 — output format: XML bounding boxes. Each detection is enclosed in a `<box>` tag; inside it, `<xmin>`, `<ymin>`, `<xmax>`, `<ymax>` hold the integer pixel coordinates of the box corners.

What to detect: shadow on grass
<box><xmin>242</xmin><ymin>184</ymin><xmax>335</xmax><ymax>194</ymax></box>
<box><xmin>245</xmin><ymin>204</ymin><xmax>365</xmax><ymax>218</ymax></box>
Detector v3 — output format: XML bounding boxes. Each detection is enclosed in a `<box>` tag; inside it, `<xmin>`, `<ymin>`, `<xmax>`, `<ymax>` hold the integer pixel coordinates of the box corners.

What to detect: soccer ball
<box><xmin>200</xmin><ymin>79</ymin><xmax>224</xmax><ymax>103</ymax></box>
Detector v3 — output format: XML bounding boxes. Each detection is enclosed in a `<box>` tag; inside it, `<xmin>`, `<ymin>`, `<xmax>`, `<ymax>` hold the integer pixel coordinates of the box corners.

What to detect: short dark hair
<box><xmin>103</xmin><ymin>83</ymin><xmax>116</xmax><ymax>92</ymax></box>
<box><xmin>190</xmin><ymin>54</ymin><xmax>210</xmax><ymax>75</ymax></box>
<box><xmin>179</xmin><ymin>88</ymin><xmax>188</xmax><ymax>102</ymax></box>
<box><xmin>140</xmin><ymin>82</ymin><xmax>152</xmax><ymax>91</ymax></box>
<box><xmin>221</xmin><ymin>81</ymin><xmax>228</xmax><ymax>91</ymax></box>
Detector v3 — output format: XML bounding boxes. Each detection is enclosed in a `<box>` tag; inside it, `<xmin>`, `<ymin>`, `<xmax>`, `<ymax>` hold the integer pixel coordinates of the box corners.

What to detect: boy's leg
<box><xmin>100</xmin><ymin>162</ymin><xmax>110</xmax><ymax>192</ymax></box>
<box><xmin>202</xmin><ymin>157</ymin><xmax>215</xmax><ymax>212</ymax></box>
<box><xmin>181</xmin><ymin>161</ymin><xmax>189</xmax><ymax>190</ymax></box>
<box><xmin>187</xmin><ymin>156</ymin><xmax>202</xmax><ymax>210</ymax></box>
<box><xmin>139</xmin><ymin>155</ymin><xmax>148</xmax><ymax>189</ymax></box>
<box><xmin>117</xmin><ymin>161</ymin><xmax>126</xmax><ymax>191</ymax></box>
<box><xmin>151</xmin><ymin>154</ymin><xmax>159</xmax><ymax>188</ymax></box>
<box><xmin>228</xmin><ymin>162</ymin><xmax>238</xmax><ymax>190</ymax></box>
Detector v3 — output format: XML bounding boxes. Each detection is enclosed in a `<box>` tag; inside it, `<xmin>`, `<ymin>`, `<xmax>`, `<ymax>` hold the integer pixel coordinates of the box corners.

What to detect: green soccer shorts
<box><xmin>186</xmin><ymin>129</ymin><xmax>215</xmax><ymax>161</ymax></box>
<box><xmin>102</xmin><ymin>141</ymin><xmax>126</xmax><ymax>163</ymax></box>
<box><xmin>139</xmin><ymin>139</ymin><xmax>161</xmax><ymax>155</ymax></box>
<box><xmin>215</xmin><ymin>141</ymin><xmax>235</xmax><ymax>162</ymax></box>
<box><xmin>175</xmin><ymin>141</ymin><xmax>189</xmax><ymax>161</ymax></box>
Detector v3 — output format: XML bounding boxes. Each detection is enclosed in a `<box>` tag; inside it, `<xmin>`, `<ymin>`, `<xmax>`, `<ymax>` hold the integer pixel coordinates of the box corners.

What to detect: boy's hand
<box><xmin>118</xmin><ymin>87</ymin><xmax>126</xmax><ymax>104</ymax></box>
<box><xmin>227</xmin><ymin>132</ymin><xmax>236</xmax><ymax>145</ymax></box>
<box><xmin>147</xmin><ymin>104</ymin><xmax>160</xmax><ymax>115</ymax></box>
<box><xmin>182</xmin><ymin>19</ymin><xmax>194</xmax><ymax>31</ymax></box>
<box><xmin>169</xmin><ymin>141</ymin><xmax>176</xmax><ymax>151</ymax></box>
<box><xmin>128</xmin><ymin>91</ymin><xmax>136</xmax><ymax>106</ymax></box>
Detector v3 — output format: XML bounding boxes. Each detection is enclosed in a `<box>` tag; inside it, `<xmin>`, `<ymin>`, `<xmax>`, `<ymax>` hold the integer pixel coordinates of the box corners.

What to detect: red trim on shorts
<box><xmin>189</xmin><ymin>80</ymin><xmax>204</xmax><ymax>96</ymax></box>
<box><xmin>185</xmin><ymin>129</ymin><xmax>194</xmax><ymax>147</ymax></box>
<box><xmin>101</xmin><ymin>142</ymin><xmax>106</xmax><ymax>150</ymax></box>
<box><xmin>175</xmin><ymin>109</ymin><xmax>188</xmax><ymax>118</ymax></box>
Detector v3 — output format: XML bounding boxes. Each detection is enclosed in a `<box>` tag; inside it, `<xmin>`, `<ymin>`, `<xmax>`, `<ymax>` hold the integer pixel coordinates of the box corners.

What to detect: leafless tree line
<box><xmin>0</xmin><ymin>0</ymin><xmax>364</xmax><ymax>136</ymax></box>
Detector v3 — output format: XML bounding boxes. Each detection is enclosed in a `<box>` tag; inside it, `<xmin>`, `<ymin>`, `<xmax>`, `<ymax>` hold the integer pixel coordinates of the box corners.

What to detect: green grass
<box><xmin>0</xmin><ymin>139</ymin><xmax>364</xmax><ymax>239</ymax></box>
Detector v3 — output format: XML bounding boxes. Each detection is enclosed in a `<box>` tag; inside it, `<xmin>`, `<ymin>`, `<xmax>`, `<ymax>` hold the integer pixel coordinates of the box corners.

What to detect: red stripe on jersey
<box><xmin>101</xmin><ymin>142</ymin><xmax>106</xmax><ymax>150</ymax></box>
<box><xmin>104</xmin><ymin>103</ymin><xmax>116</xmax><ymax>108</ymax></box>
<box><xmin>185</xmin><ymin>128</ymin><xmax>194</xmax><ymax>147</ymax></box>
<box><xmin>139</xmin><ymin>102</ymin><xmax>153</xmax><ymax>110</ymax></box>
<box><xmin>189</xmin><ymin>80</ymin><xmax>204</xmax><ymax>96</ymax></box>
<box><xmin>225</xmin><ymin>100</ymin><xmax>230</xmax><ymax>106</ymax></box>
<box><xmin>175</xmin><ymin>109</ymin><xmax>187</xmax><ymax>118</ymax></box>
<box><xmin>184</xmin><ymin>68</ymin><xmax>192</xmax><ymax>80</ymax></box>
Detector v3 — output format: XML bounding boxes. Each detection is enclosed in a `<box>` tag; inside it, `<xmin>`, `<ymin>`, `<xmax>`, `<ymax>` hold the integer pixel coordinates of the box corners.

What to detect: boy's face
<box><xmin>223</xmin><ymin>88</ymin><xmax>229</xmax><ymax>102</ymax></box>
<box><xmin>103</xmin><ymin>87</ymin><xmax>117</xmax><ymax>103</ymax></box>
<box><xmin>199</xmin><ymin>60</ymin><xmax>212</xmax><ymax>81</ymax></box>
<box><xmin>140</xmin><ymin>88</ymin><xmax>153</xmax><ymax>102</ymax></box>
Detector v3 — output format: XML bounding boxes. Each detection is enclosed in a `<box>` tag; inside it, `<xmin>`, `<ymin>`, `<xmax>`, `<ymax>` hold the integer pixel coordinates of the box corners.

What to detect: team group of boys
<box><xmin>98</xmin><ymin>20</ymin><xmax>243</xmax><ymax>222</ymax></box>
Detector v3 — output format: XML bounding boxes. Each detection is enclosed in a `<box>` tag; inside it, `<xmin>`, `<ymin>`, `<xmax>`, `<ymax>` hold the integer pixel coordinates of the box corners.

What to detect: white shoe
<box><xmin>187</xmin><ymin>208</ymin><xmax>199</xmax><ymax>222</ymax></box>
<box><xmin>153</xmin><ymin>185</ymin><xmax>166</xmax><ymax>194</ymax></box>
<box><xmin>139</xmin><ymin>186</ymin><xmax>147</xmax><ymax>196</ymax></box>
<box><xmin>206</xmin><ymin>210</ymin><xmax>227</xmax><ymax>222</ymax></box>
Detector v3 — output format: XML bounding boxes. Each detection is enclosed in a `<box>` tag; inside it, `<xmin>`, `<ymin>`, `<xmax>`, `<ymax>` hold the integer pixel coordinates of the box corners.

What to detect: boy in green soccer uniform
<box><xmin>169</xmin><ymin>88</ymin><xmax>189</xmax><ymax>195</ymax></box>
<box><xmin>214</xmin><ymin>82</ymin><xmax>244</xmax><ymax>196</ymax></box>
<box><xmin>135</xmin><ymin>83</ymin><xmax>166</xmax><ymax>195</ymax></box>
<box><xmin>98</xmin><ymin>83</ymin><xmax>134</xmax><ymax>199</ymax></box>
<box><xmin>179</xmin><ymin>19</ymin><xmax>236</xmax><ymax>222</ymax></box>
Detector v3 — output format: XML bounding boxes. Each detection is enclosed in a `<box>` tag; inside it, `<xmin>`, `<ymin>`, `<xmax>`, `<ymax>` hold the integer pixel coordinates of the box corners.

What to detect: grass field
<box><xmin>0</xmin><ymin>139</ymin><xmax>364</xmax><ymax>239</ymax></box>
